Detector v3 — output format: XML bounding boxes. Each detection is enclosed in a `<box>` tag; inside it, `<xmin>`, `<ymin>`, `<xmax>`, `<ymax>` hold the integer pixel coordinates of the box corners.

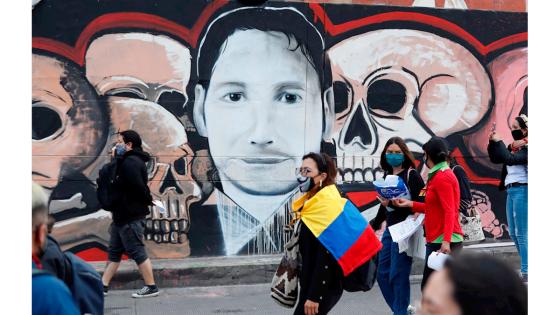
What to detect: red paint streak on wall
<box><xmin>75</xmin><ymin>248</ymin><xmax>129</xmax><ymax>262</ymax></box>
<box><xmin>32</xmin><ymin>0</ymin><xmax>227</xmax><ymax>66</ymax></box>
<box><xmin>309</xmin><ymin>4</ymin><xmax>527</xmax><ymax>55</ymax></box>
<box><xmin>450</xmin><ymin>148</ymin><xmax>500</xmax><ymax>186</ymax></box>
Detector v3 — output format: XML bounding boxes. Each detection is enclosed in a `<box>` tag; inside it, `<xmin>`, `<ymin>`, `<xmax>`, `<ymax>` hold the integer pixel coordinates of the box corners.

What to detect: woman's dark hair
<box><xmin>379</xmin><ymin>137</ymin><xmax>417</xmax><ymax>173</ymax></box>
<box><xmin>302</xmin><ymin>152</ymin><xmax>337</xmax><ymax>188</ymax></box>
<box><xmin>422</xmin><ymin>136</ymin><xmax>450</xmax><ymax>165</ymax></box>
<box><xmin>444</xmin><ymin>252</ymin><xmax>527</xmax><ymax>315</ymax></box>
<box><xmin>119</xmin><ymin>130</ymin><xmax>143</xmax><ymax>149</ymax></box>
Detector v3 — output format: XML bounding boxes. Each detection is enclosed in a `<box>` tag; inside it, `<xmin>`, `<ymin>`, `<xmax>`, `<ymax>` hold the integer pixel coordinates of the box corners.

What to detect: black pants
<box><xmin>421</xmin><ymin>242</ymin><xmax>463</xmax><ymax>290</ymax></box>
<box><xmin>107</xmin><ymin>219</ymin><xmax>148</xmax><ymax>265</ymax></box>
<box><xmin>293</xmin><ymin>290</ymin><xmax>343</xmax><ymax>315</ymax></box>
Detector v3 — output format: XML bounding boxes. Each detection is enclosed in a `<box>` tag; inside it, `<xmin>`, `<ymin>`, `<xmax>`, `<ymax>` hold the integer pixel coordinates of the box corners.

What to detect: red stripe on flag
<box><xmin>338</xmin><ymin>226</ymin><xmax>382</xmax><ymax>276</ymax></box>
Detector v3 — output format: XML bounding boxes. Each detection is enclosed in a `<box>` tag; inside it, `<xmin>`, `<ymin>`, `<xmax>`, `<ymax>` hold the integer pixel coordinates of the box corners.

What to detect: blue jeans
<box><xmin>506</xmin><ymin>185</ymin><xmax>528</xmax><ymax>274</ymax></box>
<box><xmin>377</xmin><ymin>229</ymin><xmax>413</xmax><ymax>315</ymax></box>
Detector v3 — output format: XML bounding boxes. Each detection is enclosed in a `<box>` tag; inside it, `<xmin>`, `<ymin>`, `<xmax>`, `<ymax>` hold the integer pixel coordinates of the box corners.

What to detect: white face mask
<box><xmin>296</xmin><ymin>174</ymin><xmax>314</xmax><ymax>193</ymax></box>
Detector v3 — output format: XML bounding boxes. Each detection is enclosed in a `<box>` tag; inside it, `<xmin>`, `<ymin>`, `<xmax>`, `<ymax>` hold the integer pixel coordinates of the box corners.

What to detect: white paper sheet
<box><xmin>388</xmin><ymin>214</ymin><xmax>425</xmax><ymax>242</ymax></box>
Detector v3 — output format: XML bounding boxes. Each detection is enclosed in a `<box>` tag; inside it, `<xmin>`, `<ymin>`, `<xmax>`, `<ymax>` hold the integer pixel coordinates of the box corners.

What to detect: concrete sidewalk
<box><xmin>93</xmin><ymin>242</ymin><xmax>520</xmax><ymax>290</ymax></box>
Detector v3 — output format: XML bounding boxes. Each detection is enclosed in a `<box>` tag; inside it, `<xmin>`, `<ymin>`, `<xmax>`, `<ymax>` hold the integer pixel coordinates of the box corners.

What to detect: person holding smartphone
<box><xmin>487</xmin><ymin>114</ymin><xmax>528</xmax><ymax>283</ymax></box>
<box><xmin>393</xmin><ymin>137</ymin><xmax>464</xmax><ymax>290</ymax></box>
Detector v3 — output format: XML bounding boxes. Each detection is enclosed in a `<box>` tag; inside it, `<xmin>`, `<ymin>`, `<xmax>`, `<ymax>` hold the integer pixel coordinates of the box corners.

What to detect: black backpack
<box><xmin>96</xmin><ymin>159</ymin><xmax>119</xmax><ymax>211</ymax></box>
<box><xmin>342</xmin><ymin>254</ymin><xmax>379</xmax><ymax>292</ymax></box>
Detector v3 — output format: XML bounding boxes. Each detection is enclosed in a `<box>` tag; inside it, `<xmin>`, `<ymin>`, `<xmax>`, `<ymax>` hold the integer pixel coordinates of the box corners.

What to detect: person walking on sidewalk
<box><xmin>101</xmin><ymin>130</ymin><xmax>159</xmax><ymax>298</ymax></box>
<box><xmin>487</xmin><ymin>114</ymin><xmax>528</xmax><ymax>283</ymax></box>
<box><xmin>292</xmin><ymin>152</ymin><xmax>382</xmax><ymax>315</ymax></box>
<box><xmin>371</xmin><ymin>137</ymin><xmax>425</xmax><ymax>315</ymax></box>
<box><xmin>393</xmin><ymin>137</ymin><xmax>463</xmax><ymax>290</ymax></box>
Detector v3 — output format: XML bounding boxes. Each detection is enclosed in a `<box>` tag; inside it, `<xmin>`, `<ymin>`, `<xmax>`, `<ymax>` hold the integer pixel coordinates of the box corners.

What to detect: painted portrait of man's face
<box><xmin>194</xmin><ymin>24</ymin><xmax>333</xmax><ymax>221</ymax></box>
<box><xmin>199</xmin><ymin>30</ymin><xmax>323</xmax><ymax>193</ymax></box>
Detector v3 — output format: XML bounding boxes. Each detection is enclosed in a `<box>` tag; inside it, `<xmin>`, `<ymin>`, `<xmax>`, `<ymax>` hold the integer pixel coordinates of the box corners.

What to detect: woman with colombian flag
<box><xmin>292</xmin><ymin>152</ymin><xmax>382</xmax><ymax>315</ymax></box>
<box><xmin>394</xmin><ymin>137</ymin><xmax>464</xmax><ymax>290</ymax></box>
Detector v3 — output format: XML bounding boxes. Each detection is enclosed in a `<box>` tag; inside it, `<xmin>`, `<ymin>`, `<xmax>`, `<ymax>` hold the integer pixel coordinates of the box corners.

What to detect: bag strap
<box><xmin>405</xmin><ymin>168</ymin><xmax>414</xmax><ymax>187</ymax></box>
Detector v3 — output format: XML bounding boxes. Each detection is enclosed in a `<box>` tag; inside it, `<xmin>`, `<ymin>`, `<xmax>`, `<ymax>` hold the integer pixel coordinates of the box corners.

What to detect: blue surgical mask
<box><xmin>386</xmin><ymin>153</ymin><xmax>404</xmax><ymax>167</ymax></box>
<box><xmin>297</xmin><ymin>174</ymin><xmax>314</xmax><ymax>193</ymax></box>
<box><xmin>115</xmin><ymin>143</ymin><xmax>127</xmax><ymax>156</ymax></box>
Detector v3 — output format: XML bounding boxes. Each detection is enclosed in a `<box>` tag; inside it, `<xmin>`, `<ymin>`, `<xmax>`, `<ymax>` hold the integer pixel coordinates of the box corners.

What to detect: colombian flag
<box><xmin>292</xmin><ymin>185</ymin><xmax>383</xmax><ymax>276</ymax></box>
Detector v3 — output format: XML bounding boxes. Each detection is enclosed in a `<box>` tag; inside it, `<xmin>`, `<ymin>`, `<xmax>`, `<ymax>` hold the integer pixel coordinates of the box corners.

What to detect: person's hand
<box><xmin>438</xmin><ymin>241</ymin><xmax>451</xmax><ymax>254</ymax></box>
<box><xmin>413</xmin><ymin>212</ymin><xmax>422</xmax><ymax>221</ymax></box>
<box><xmin>377</xmin><ymin>196</ymin><xmax>389</xmax><ymax>207</ymax></box>
<box><xmin>304</xmin><ymin>300</ymin><xmax>319</xmax><ymax>315</ymax></box>
<box><xmin>489</xmin><ymin>131</ymin><xmax>501</xmax><ymax>142</ymax></box>
<box><xmin>393</xmin><ymin>198</ymin><xmax>413</xmax><ymax>208</ymax></box>
<box><xmin>512</xmin><ymin>139</ymin><xmax>526</xmax><ymax>148</ymax></box>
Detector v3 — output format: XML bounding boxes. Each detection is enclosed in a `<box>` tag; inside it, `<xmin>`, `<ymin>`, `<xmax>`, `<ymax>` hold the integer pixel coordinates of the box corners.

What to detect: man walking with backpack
<box><xmin>100</xmin><ymin>130</ymin><xmax>159</xmax><ymax>298</ymax></box>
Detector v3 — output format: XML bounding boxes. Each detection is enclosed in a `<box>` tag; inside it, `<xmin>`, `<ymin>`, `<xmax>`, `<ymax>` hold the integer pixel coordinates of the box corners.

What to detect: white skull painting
<box><xmin>109</xmin><ymin>98</ymin><xmax>202</xmax><ymax>257</ymax></box>
<box><xmin>327</xmin><ymin>29</ymin><xmax>492</xmax><ymax>182</ymax></box>
<box><xmin>85</xmin><ymin>32</ymin><xmax>200</xmax><ymax>258</ymax></box>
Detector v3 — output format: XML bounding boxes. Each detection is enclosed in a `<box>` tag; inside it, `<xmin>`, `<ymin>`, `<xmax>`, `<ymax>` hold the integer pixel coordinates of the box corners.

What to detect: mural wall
<box><xmin>32</xmin><ymin>0</ymin><xmax>527</xmax><ymax>260</ymax></box>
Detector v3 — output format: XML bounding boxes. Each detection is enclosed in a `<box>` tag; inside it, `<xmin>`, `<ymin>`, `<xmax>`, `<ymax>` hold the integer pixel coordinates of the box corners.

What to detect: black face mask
<box><xmin>511</xmin><ymin>129</ymin><xmax>525</xmax><ymax>140</ymax></box>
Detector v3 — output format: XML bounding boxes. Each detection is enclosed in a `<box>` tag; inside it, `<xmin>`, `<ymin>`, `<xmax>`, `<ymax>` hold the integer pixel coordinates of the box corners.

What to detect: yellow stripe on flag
<box><xmin>292</xmin><ymin>185</ymin><xmax>346</xmax><ymax>237</ymax></box>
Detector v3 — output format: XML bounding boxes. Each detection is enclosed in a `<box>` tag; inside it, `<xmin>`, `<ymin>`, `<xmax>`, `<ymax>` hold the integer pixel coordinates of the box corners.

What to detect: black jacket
<box><xmin>487</xmin><ymin>140</ymin><xmax>528</xmax><ymax>191</ymax></box>
<box><xmin>113</xmin><ymin>149</ymin><xmax>153</xmax><ymax>225</ymax></box>
<box><xmin>298</xmin><ymin>222</ymin><xmax>343</xmax><ymax>303</ymax></box>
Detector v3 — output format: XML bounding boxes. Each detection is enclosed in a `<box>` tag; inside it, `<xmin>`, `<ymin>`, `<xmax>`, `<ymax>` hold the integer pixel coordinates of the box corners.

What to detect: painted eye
<box><xmin>157</xmin><ymin>91</ymin><xmax>186</xmax><ymax>117</ymax></box>
<box><xmin>367</xmin><ymin>79</ymin><xmax>407</xmax><ymax>118</ymax></box>
<box><xmin>106</xmin><ymin>88</ymin><xmax>146</xmax><ymax>100</ymax></box>
<box><xmin>226</xmin><ymin>93</ymin><xmax>243</xmax><ymax>102</ymax></box>
<box><xmin>333</xmin><ymin>81</ymin><xmax>351</xmax><ymax>114</ymax></box>
<box><xmin>278</xmin><ymin>93</ymin><xmax>301</xmax><ymax>104</ymax></box>
<box><xmin>32</xmin><ymin>104</ymin><xmax>63</xmax><ymax>140</ymax></box>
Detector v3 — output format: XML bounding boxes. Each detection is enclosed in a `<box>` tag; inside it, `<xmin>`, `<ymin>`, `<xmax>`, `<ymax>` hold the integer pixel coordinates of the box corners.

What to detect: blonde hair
<box><xmin>32</xmin><ymin>182</ymin><xmax>48</xmax><ymax>228</ymax></box>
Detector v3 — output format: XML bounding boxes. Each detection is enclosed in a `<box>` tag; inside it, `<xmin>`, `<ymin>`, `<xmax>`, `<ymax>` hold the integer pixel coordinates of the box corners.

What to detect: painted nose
<box><xmin>249</xmin><ymin>105</ymin><xmax>274</xmax><ymax>146</ymax></box>
<box><xmin>341</xmin><ymin>101</ymin><xmax>377</xmax><ymax>153</ymax></box>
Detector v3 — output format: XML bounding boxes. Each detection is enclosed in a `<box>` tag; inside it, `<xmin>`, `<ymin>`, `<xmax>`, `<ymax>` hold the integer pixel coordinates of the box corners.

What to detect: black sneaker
<box><xmin>103</xmin><ymin>285</ymin><xmax>109</xmax><ymax>297</ymax></box>
<box><xmin>131</xmin><ymin>285</ymin><xmax>159</xmax><ymax>298</ymax></box>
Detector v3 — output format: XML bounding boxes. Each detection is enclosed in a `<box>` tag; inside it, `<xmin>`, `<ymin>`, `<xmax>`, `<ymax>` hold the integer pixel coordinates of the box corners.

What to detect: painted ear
<box><xmin>193</xmin><ymin>84</ymin><xmax>208</xmax><ymax>137</ymax></box>
<box><xmin>322</xmin><ymin>86</ymin><xmax>335</xmax><ymax>141</ymax></box>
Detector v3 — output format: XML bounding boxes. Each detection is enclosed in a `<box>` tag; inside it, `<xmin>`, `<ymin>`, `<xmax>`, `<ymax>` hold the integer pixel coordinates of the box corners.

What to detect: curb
<box><xmin>95</xmin><ymin>243</ymin><xmax>520</xmax><ymax>290</ymax></box>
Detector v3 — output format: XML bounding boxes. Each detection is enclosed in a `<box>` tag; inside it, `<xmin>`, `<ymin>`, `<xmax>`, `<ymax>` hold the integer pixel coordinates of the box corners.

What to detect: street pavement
<box><xmin>104</xmin><ymin>282</ymin><xmax>422</xmax><ymax>315</ymax></box>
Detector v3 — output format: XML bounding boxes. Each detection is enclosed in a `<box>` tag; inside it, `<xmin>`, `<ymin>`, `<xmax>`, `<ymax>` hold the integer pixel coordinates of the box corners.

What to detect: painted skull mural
<box><xmin>32</xmin><ymin>0</ymin><xmax>527</xmax><ymax>260</ymax></box>
<box><xmin>327</xmin><ymin>29</ymin><xmax>492</xmax><ymax>182</ymax></box>
<box><xmin>85</xmin><ymin>31</ymin><xmax>200</xmax><ymax>258</ymax></box>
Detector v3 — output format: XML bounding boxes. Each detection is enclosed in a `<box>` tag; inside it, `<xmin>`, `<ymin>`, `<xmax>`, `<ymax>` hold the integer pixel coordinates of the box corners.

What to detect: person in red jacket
<box><xmin>394</xmin><ymin>137</ymin><xmax>464</xmax><ymax>290</ymax></box>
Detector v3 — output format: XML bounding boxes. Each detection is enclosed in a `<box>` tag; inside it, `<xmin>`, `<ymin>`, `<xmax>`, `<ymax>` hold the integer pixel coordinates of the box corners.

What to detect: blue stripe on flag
<box><xmin>318</xmin><ymin>201</ymin><xmax>367</xmax><ymax>260</ymax></box>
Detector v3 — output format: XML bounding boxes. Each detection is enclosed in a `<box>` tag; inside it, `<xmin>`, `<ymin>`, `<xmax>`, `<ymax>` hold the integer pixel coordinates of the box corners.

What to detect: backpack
<box><xmin>96</xmin><ymin>159</ymin><xmax>119</xmax><ymax>211</ymax></box>
<box><xmin>342</xmin><ymin>254</ymin><xmax>379</xmax><ymax>292</ymax></box>
<box><xmin>64</xmin><ymin>252</ymin><xmax>104</xmax><ymax>315</ymax></box>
